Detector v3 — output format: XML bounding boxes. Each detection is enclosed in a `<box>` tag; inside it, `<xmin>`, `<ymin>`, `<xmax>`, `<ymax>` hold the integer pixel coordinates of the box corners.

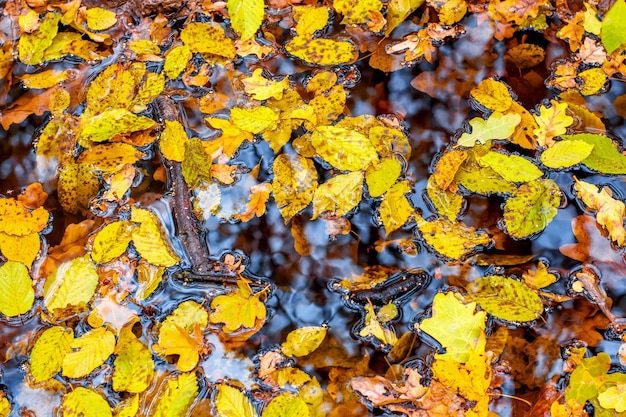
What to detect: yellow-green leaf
<box><xmin>540</xmin><ymin>140</ymin><xmax>594</xmax><ymax>169</ymax></box>
<box><xmin>182</xmin><ymin>138</ymin><xmax>213</xmax><ymax>189</ymax></box>
<box><xmin>312</xmin><ymin>126</ymin><xmax>378</xmax><ymax>171</ymax></box>
<box><xmin>562</xmin><ymin>133</ymin><xmax>626</xmax><ymax>174</ymax></box>
<box><xmin>62</xmin><ymin>327</ymin><xmax>116</xmax><ymax>378</ymax></box>
<box><xmin>262</xmin><ymin>393</ymin><xmax>309</xmax><ymax>417</ymax></box>
<box><xmin>281</xmin><ymin>326</ymin><xmax>328</xmax><ymax>357</ymax></box>
<box><xmin>228</xmin><ymin>0</ymin><xmax>264</xmax><ymax>41</ymax></box>
<box><xmin>0</xmin><ymin>261</ymin><xmax>34</xmax><ymax>317</ymax></box>
<box><xmin>598</xmin><ymin>383</ymin><xmax>626</xmax><ymax>413</ymax></box>
<box><xmin>456</xmin><ymin>112</ymin><xmax>521</xmax><ymax>148</ymax></box>
<box><xmin>85</xmin><ymin>7</ymin><xmax>117</xmax><ymax>31</ymax></box>
<box><xmin>112</xmin><ymin>327</ymin><xmax>154</xmax><ymax>393</ymax></box>
<box><xmin>30</xmin><ymin>326</ymin><xmax>74</xmax><ymax>382</ymax></box>
<box><xmin>79</xmin><ymin>108</ymin><xmax>156</xmax><ymax>143</ymax></box>
<box><xmin>455</xmin><ymin>164</ymin><xmax>516</xmax><ymax>196</ymax></box>
<box><xmin>61</xmin><ymin>387</ymin><xmax>112</xmax><ymax>417</ymax></box>
<box><xmin>131</xmin><ymin>207</ymin><xmax>180</xmax><ymax>267</ymax></box>
<box><xmin>416</xmin><ymin>215</ymin><xmax>492</xmax><ymax>260</ymax></box>
<box><xmin>272</xmin><ymin>154</ymin><xmax>318</xmax><ymax>222</ymax></box>
<box><xmin>478</xmin><ymin>151</ymin><xmax>543</xmax><ymax>183</ymax></box>
<box><xmin>425</xmin><ymin>176</ymin><xmax>464</xmax><ymax>221</ymax></box>
<box><xmin>502</xmin><ymin>179</ymin><xmax>561</xmax><ymax>239</ymax></box>
<box><xmin>231</xmin><ymin>106</ymin><xmax>279</xmax><ymax>134</ymax></box>
<box><xmin>312</xmin><ymin>171</ymin><xmax>363</xmax><ymax>219</ymax></box>
<box><xmin>385</xmin><ymin>0</ymin><xmax>425</xmax><ymax>36</ymax></box>
<box><xmin>466</xmin><ymin>275</ymin><xmax>544</xmax><ymax>322</ymax></box>
<box><xmin>18</xmin><ymin>12</ymin><xmax>61</xmax><ymax>65</ymax></box>
<box><xmin>160</xmin><ymin>119</ymin><xmax>189</xmax><ymax>162</ymax></box>
<box><xmin>286</xmin><ymin>36</ymin><xmax>357</xmax><ymax>66</ymax></box>
<box><xmin>91</xmin><ymin>221</ymin><xmax>134</xmax><ymax>264</ymax></box>
<box><xmin>379</xmin><ymin>180</ymin><xmax>413</xmax><ymax>234</ymax></box>
<box><xmin>470</xmin><ymin>79</ymin><xmax>513</xmax><ymax>112</ymax></box>
<box><xmin>180</xmin><ymin>22</ymin><xmax>235</xmax><ymax>59</ymax></box>
<box><xmin>365</xmin><ymin>157</ymin><xmax>402</xmax><ymax>197</ymax></box>
<box><xmin>215</xmin><ymin>384</ymin><xmax>258</xmax><ymax>417</ymax></box>
<box><xmin>601</xmin><ymin>0</ymin><xmax>626</xmax><ymax>54</ymax></box>
<box><xmin>164</xmin><ymin>45</ymin><xmax>191</xmax><ymax>79</ymax></box>
<box><xmin>43</xmin><ymin>256</ymin><xmax>99</xmax><ymax>313</ymax></box>
<box><xmin>418</xmin><ymin>291</ymin><xmax>486</xmax><ymax>362</ymax></box>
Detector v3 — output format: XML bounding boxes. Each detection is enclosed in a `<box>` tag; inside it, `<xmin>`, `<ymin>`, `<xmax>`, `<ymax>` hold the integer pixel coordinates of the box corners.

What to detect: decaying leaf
<box><xmin>502</xmin><ymin>179</ymin><xmax>561</xmax><ymax>239</ymax></box>
<box><xmin>573</xmin><ymin>178</ymin><xmax>626</xmax><ymax>245</ymax></box>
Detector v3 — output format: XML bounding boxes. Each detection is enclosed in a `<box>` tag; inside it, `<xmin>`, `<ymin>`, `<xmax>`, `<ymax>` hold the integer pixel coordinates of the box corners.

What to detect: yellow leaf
<box><xmin>431</xmin><ymin>348</ymin><xmax>491</xmax><ymax>401</ymax></box>
<box><xmin>466</xmin><ymin>275</ymin><xmax>544</xmax><ymax>322</ymax></box>
<box><xmin>61</xmin><ymin>387</ymin><xmax>112</xmax><ymax>417</ymax></box>
<box><xmin>286</xmin><ymin>36</ymin><xmax>357</xmax><ymax>66</ymax></box>
<box><xmin>49</xmin><ymin>86</ymin><xmax>70</xmax><ymax>116</ymax></box>
<box><xmin>425</xmin><ymin>176</ymin><xmax>464</xmax><ymax>221</ymax></box>
<box><xmin>130</xmin><ymin>207</ymin><xmax>180</xmax><ymax>267</ymax></box>
<box><xmin>281</xmin><ymin>326</ymin><xmax>328</xmax><ymax>357</ymax></box>
<box><xmin>18</xmin><ymin>12</ymin><xmax>61</xmax><ymax>65</ymax></box>
<box><xmin>18</xmin><ymin>9</ymin><xmax>40</xmax><ymax>33</ymax></box>
<box><xmin>272</xmin><ymin>154</ymin><xmax>318</xmax><ymax>222</ymax></box>
<box><xmin>478</xmin><ymin>151</ymin><xmax>543</xmax><ymax>182</ymax></box>
<box><xmin>79</xmin><ymin>108</ymin><xmax>155</xmax><ymax>143</ymax></box>
<box><xmin>505</xmin><ymin>43</ymin><xmax>545</xmax><ymax>69</ymax></box>
<box><xmin>160</xmin><ymin>119</ymin><xmax>189</xmax><ymax>162</ymax></box>
<box><xmin>91</xmin><ymin>221</ymin><xmax>134</xmax><ymax>264</ymax></box>
<box><xmin>359</xmin><ymin>302</ymin><xmax>398</xmax><ymax>347</ymax></box>
<box><xmin>502</xmin><ymin>179</ymin><xmax>561</xmax><ymax>239</ymax></box>
<box><xmin>112</xmin><ymin>326</ymin><xmax>154</xmax><ymax>393</ymax></box>
<box><xmin>83</xmin><ymin>64</ymin><xmax>135</xmax><ymax>118</ymax></box>
<box><xmin>292</xmin><ymin>6</ymin><xmax>330</xmax><ymax>37</ymax></box>
<box><xmin>312</xmin><ymin>126</ymin><xmax>378</xmax><ymax>171</ymax></box>
<box><xmin>128</xmin><ymin>39</ymin><xmax>160</xmax><ymax>55</ymax></box>
<box><xmin>262</xmin><ymin>393</ymin><xmax>309</xmax><ymax>417</ymax></box>
<box><xmin>237</xmin><ymin>182</ymin><xmax>272</xmax><ymax>222</ymax></box>
<box><xmin>113</xmin><ymin>395</ymin><xmax>139</xmax><ymax>417</ymax></box>
<box><xmin>523</xmin><ymin>261</ymin><xmax>558</xmax><ymax>290</ymax></box>
<box><xmin>58</xmin><ymin>161</ymin><xmax>100</xmax><ymax>214</ymax></box>
<box><xmin>231</xmin><ymin>106</ymin><xmax>279</xmax><ymax>134</ymax></box>
<box><xmin>307</xmin><ymin>85</ymin><xmax>347</xmax><ymax>128</ymax></box>
<box><xmin>78</xmin><ymin>143</ymin><xmax>146</xmax><ymax>173</ymax></box>
<box><xmin>291</xmin><ymin>216</ymin><xmax>311</xmax><ymax>256</ymax></box>
<box><xmin>418</xmin><ymin>292</ymin><xmax>486</xmax><ymax>362</ymax></box>
<box><xmin>379</xmin><ymin>180</ymin><xmax>413</xmax><ymax>234</ymax></box>
<box><xmin>0</xmin><ymin>392</ymin><xmax>10</xmax><ymax>417</ymax></box>
<box><xmin>432</xmin><ymin>149</ymin><xmax>467</xmax><ymax>190</ymax></box>
<box><xmin>43</xmin><ymin>255</ymin><xmax>99</xmax><ymax>313</ymax></box>
<box><xmin>182</xmin><ymin>138</ymin><xmax>213</xmax><ymax>188</ymax></box>
<box><xmin>312</xmin><ymin>171</ymin><xmax>363</xmax><ymax>219</ymax></box>
<box><xmin>210</xmin><ymin>280</ymin><xmax>267</xmax><ymax>333</ymax></box>
<box><xmin>365</xmin><ymin>157</ymin><xmax>402</xmax><ymax>197</ymax></box>
<box><xmin>439</xmin><ymin>0</ymin><xmax>468</xmax><ymax>25</ymax></box>
<box><xmin>0</xmin><ymin>198</ymin><xmax>49</xmax><ymax>236</ymax></box>
<box><xmin>241</xmin><ymin>68</ymin><xmax>289</xmax><ymax>100</ymax></box>
<box><xmin>598</xmin><ymin>383</ymin><xmax>626</xmax><ymax>412</ymax></box>
<box><xmin>574</xmin><ymin>178</ymin><xmax>626</xmax><ymax>245</ymax></box>
<box><xmin>205</xmin><ymin>117</ymin><xmax>254</xmax><ymax>158</ymax></box>
<box><xmin>470</xmin><ymin>79</ymin><xmax>513</xmax><ymax>112</ymax></box>
<box><xmin>334</xmin><ymin>0</ymin><xmax>383</xmax><ymax>25</ymax></box>
<box><xmin>0</xmin><ymin>261</ymin><xmax>34</xmax><ymax>317</ymax></box>
<box><xmin>164</xmin><ymin>45</ymin><xmax>191</xmax><ymax>79</ymax></box>
<box><xmin>135</xmin><ymin>262</ymin><xmax>164</xmax><ymax>300</ymax></box>
<box><xmin>151</xmin><ymin>372</ymin><xmax>198</xmax><ymax>417</ymax></box>
<box><xmin>30</xmin><ymin>326</ymin><xmax>74</xmax><ymax>382</ymax></box>
<box><xmin>21</xmin><ymin>69</ymin><xmax>69</xmax><ymax>89</ymax></box>
<box><xmin>540</xmin><ymin>139</ymin><xmax>594</xmax><ymax>168</ymax></box>
<box><xmin>416</xmin><ymin>214</ymin><xmax>492</xmax><ymax>260</ymax></box>
<box><xmin>456</xmin><ymin>112</ymin><xmax>521</xmax><ymax>148</ymax></box>
<box><xmin>455</xmin><ymin>162</ymin><xmax>516</xmax><ymax>196</ymax></box>
<box><xmin>180</xmin><ymin>22</ymin><xmax>235</xmax><ymax>59</ymax></box>
<box><xmin>533</xmin><ymin>100</ymin><xmax>574</xmax><ymax>147</ymax></box>
<box><xmin>85</xmin><ymin>7</ymin><xmax>117</xmax><ymax>31</ymax></box>
<box><xmin>578</xmin><ymin>68</ymin><xmax>607</xmax><ymax>96</ymax></box>
<box><xmin>215</xmin><ymin>384</ymin><xmax>258</xmax><ymax>417</ymax></box>
<box><xmin>228</xmin><ymin>0</ymin><xmax>264</xmax><ymax>41</ymax></box>
<box><xmin>131</xmin><ymin>72</ymin><xmax>165</xmax><ymax>112</ymax></box>
<box><xmin>62</xmin><ymin>327</ymin><xmax>116</xmax><ymax>378</ymax></box>
<box><xmin>385</xmin><ymin>0</ymin><xmax>425</xmax><ymax>36</ymax></box>
<box><xmin>0</xmin><ymin>232</ymin><xmax>41</xmax><ymax>267</ymax></box>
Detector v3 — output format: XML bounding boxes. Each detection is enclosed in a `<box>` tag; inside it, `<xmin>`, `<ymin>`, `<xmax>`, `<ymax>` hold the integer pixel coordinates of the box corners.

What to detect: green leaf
<box><xmin>312</xmin><ymin>171</ymin><xmax>363</xmax><ymax>219</ymax></box>
<box><xmin>601</xmin><ymin>0</ymin><xmax>626</xmax><ymax>54</ymax></box>
<box><xmin>61</xmin><ymin>387</ymin><xmax>112</xmax><ymax>417</ymax></box>
<box><xmin>215</xmin><ymin>384</ymin><xmax>258</xmax><ymax>417</ymax></box>
<box><xmin>562</xmin><ymin>133</ymin><xmax>626</xmax><ymax>174</ymax></box>
<box><xmin>565</xmin><ymin>352</ymin><xmax>611</xmax><ymax>403</ymax></box>
<box><xmin>79</xmin><ymin>108</ymin><xmax>156</xmax><ymax>143</ymax></box>
<box><xmin>311</xmin><ymin>126</ymin><xmax>379</xmax><ymax>171</ymax></box>
<box><xmin>478</xmin><ymin>151</ymin><xmax>543</xmax><ymax>182</ymax></box>
<box><xmin>262</xmin><ymin>393</ymin><xmax>309</xmax><ymax>417</ymax></box>
<box><xmin>0</xmin><ymin>261</ymin><xmax>34</xmax><ymax>317</ymax></box>
<box><xmin>30</xmin><ymin>326</ymin><xmax>74</xmax><ymax>382</ymax></box>
<box><xmin>455</xmin><ymin>112</ymin><xmax>521</xmax><ymax>148</ymax></box>
<box><xmin>228</xmin><ymin>0</ymin><xmax>264</xmax><ymax>41</ymax></box>
<box><xmin>466</xmin><ymin>276</ymin><xmax>544</xmax><ymax>322</ymax></box>
<box><xmin>151</xmin><ymin>372</ymin><xmax>199</xmax><ymax>417</ymax></box>
<box><xmin>62</xmin><ymin>327</ymin><xmax>116</xmax><ymax>379</ymax></box>
<box><xmin>540</xmin><ymin>140</ymin><xmax>594</xmax><ymax>168</ymax></box>
<box><xmin>43</xmin><ymin>256</ymin><xmax>99</xmax><ymax>313</ymax></box>
<box><xmin>502</xmin><ymin>179</ymin><xmax>561</xmax><ymax>239</ymax></box>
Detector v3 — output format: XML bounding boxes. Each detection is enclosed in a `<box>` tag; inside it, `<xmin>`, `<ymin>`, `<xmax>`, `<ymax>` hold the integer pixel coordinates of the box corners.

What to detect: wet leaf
<box><xmin>215</xmin><ymin>384</ymin><xmax>258</xmax><ymax>417</ymax></box>
<box><xmin>241</xmin><ymin>68</ymin><xmax>289</xmax><ymax>101</ymax></box>
<box><xmin>21</xmin><ymin>69</ymin><xmax>69</xmax><ymax>89</ymax></box>
<box><xmin>231</xmin><ymin>106</ymin><xmax>279</xmax><ymax>134</ymax></box>
<box><xmin>18</xmin><ymin>12</ymin><xmax>61</xmax><ymax>65</ymax></box>
<box><xmin>502</xmin><ymin>179</ymin><xmax>561</xmax><ymax>239</ymax></box>
<box><xmin>62</xmin><ymin>327</ymin><xmax>116</xmax><ymax>378</ymax></box>
<box><xmin>210</xmin><ymin>280</ymin><xmax>266</xmax><ymax>333</ymax></box>
<box><xmin>425</xmin><ymin>176</ymin><xmax>464</xmax><ymax>221</ymax></box>
<box><xmin>573</xmin><ymin>178</ymin><xmax>626</xmax><ymax>245</ymax></box>
<box><xmin>228</xmin><ymin>0</ymin><xmax>264</xmax><ymax>41</ymax></box>
<box><xmin>130</xmin><ymin>207</ymin><xmax>180</xmax><ymax>267</ymax></box>
<box><xmin>562</xmin><ymin>133</ymin><xmax>626</xmax><ymax>174</ymax></box>
<box><xmin>262</xmin><ymin>393</ymin><xmax>309</xmax><ymax>417</ymax></box>
<box><xmin>506</xmin><ymin>43</ymin><xmax>545</xmax><ymax>68</ymax></box>
<box><xmin>58</xmin><ymin>162</ymin><xmax>100</xmax><ymax>214</ymax></box>
<box><xmin>113</xmin><ymin>395</ymin><xmax>139</xmax><ymax>417</ymax></box>
<box><xmin>85</xmin><ymin>7</ymin><xmax>117</xmax><ymax>31</ymax></box>
<box><xmin>334</xmin><ymin>0</ymin><xmax>383</xmax><ymax>25</ymax></box>
<box><xmin>0</xmin><ymin>232</ymin><xmax>41</xmax><ymax>268</ymax></box>
<box><xmin>379</xmin><ymin>180</ymin><xmax>413</xmax><ymax>234</ymax></box>
<box><xmin>112</xmin><ymin>326</ymin><xmax>154</xmax><ymax>393</ymax></box>
<box><xmin>466</xmin><ymin>275</ymin><xmax>544</xmax><ymax>323</ymax></box>
<box><xmin>0</xmin><ymin>261</ymin><xmax>34</xmax><ymax>317</ymax></box>
<box><xmin>237</xmin><ymin>182</ymin><xmax>272</xmax><ymax>222</ymax></box>
<box><xmin>79</xmin><ymin>108</ymin><xmax>155</xmax><ymax>143</ymax></box>
<box><xmin>456</xmin><ymin>112</ymin><xmax>521</xmax><ymax>148</ymax></box>
<box><xmin>601</xmin><ymin>0</ymin><xmax>626</xmax><ymax>53</ymax></box>
<box><xmin>385</xmin><ymin>0</ymin><xmax>425</xmax><ymax>36</ymax></box>
<box><xmin>205</xmin><ymin>117</ymin><xmax>254</xmax><ymax>158</ymax></box>
<box><xmin>61</xmin><ymin>387</ymin><xmax>112</xmax><ymax>417</ymax></box>
<box><xmin>312</xmin><ymin>126</ymin><xmax>378</xmax><ymax>171</ymax></box>
<box><xmin>91</xmin><ymin>221</ymin><xmax>134</xmax><ymax>264</ymax></box>
<box><xmin>164</xmin><ymin>45</ymin><xmax>191</xmax><ymax>79</ymax></box>
<box><xmin>312</xmin><ymin>171</ymin><xmax>363</xmax><ymax>219</ymax></box>
<box><xmin>43</xmin><ymin>255</ymin><xmax>99</xmax><ymax>314</ymax></box>
<box><xmin>0</xmin><ymin>392</ymin><xmax>9</xmax><ymax>417</ymax></box>
<box><xmin>540</xmin><ymin>139</ymin><xmax>594</xmax><ymax>168</ymax></box>
<box><xmin>272</xmin><ymin>154</ymin><xmax>318</xmax><ymax>222</ymax></box>
<box><xmin>439</xmin><ymin>0</ymin><xmax>468</xmax><ymax>25</ymax></box>
<box><xmin>418</xmin><ymin>292</ymin><xmax>486</xmax><ymax>362</ymax></box>
<box><xmin>180</xmin><ymin>22</ymin><xmax>235</xmax><ymax>59</ymax></box>
<box><xmin>533</xmin><ymin>100</ymin><xmax>573</xmax><ymax>147</ymax></box>
<box><xmin>151</xmin><ymin>372</ymin><xmax>198</xmax><ymax>417</ymax></box>
<box><xmin>566</xmin><ymin>352</ymin><xmax>611</xmax><ymax>403</ymax></box>
<box><xmin>286</xmin><ymin>36</ymin><xmax>357</xmax><ymax>66</ymax></box>
<box><xmin>598</xmin><ymin>383</ymin><xmax>626</xmax><ymax>412</ymax></box>
<box><xmin>282</xmin><ymin>326</ymin><xmax>328</xmax><ymax>357</ymax></box>
<box><xmin>431</xmin><ymin>348</ymin><xmax>491</xmax><ymax>402</ymax></box>
<box><xmin>78</xmin><ymin>143</ymin><xmax>146</xmax><ymax>173</ymax></box>
<box><xmin>478</xmin><ymin>151</ymin><xmax>543</xmax><ymax>182</ymax></box>
<box><xmin>416</xmin><ymin>215</ymin><xmax>492</xmax><ymax>260</ymax></box>
<box><xmin>30</xmin><ymin>326</ymin><xmax>74</xmax><ymax>382</ymax></box>
<box><xmin>359</xmin><ymin>303</ymin><xmax>398</xmax><ymax>347</ymax></box>
<box><xmin>292</xmin><ymin>6</ymin><xmax>330</xmax><ymax>37</ymax></box>
<box><xmin>523</xmin><ymin>261</ymin><xmax>558</xmax><ymax>290</ymax></box>
<box><xmin>432</xmin><ymin>149</ymin><xmax>467</xmax><ymax>190</ymax></box>
<box><xmin>578</xmin><ymin>68</ymin><xmax>607</xmax><ymax>96</ymax></box>
<box><xmin>291</xmin><ymin>216</ymin><xmax>311</xmax><ymax>256</ymax></box>
<box><xmin>365</xmin><ymin>157</ymin><xmax>402</xmax><ymax>197</ymax></box>
<box><xmin>0</xmin><ymin>198</ymin><xmax>49</xmax><ymax>236</ymax></box>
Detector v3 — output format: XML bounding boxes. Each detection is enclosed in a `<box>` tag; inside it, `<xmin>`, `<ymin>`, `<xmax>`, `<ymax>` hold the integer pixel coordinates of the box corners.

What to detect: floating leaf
<box><xmin>432</xmin><ymin>149</ymin><xmax>467</xmax><ymax>190</ymax></box>
<box><xmin>91</xmin><ymin>221</ymin><xmax>134</xmax><ymax>264</ymax></box>
<box><xmin>456</xmin><ymin>112</ymin><xmax>521</xmax><ymax>148</ymax></box>
<box><xmin>573</xmin><ymin>178</ymin><xmax>626</xmax><ymax>245</ymax></box>
<box><xmin>439</xmin><ymin>0</ymin><xmax>468</xmax><ymax>25</ymax></box>
<box><xmin>598</xmin><ymin>383</ymin><xmax>626</xmax><ymax>413</ymax></box>
<box><xmin>601</xmin><ymin>0</ymin><xmax>626</xmax><ymax>53</ymax></box>
<box><xmin>311</xmin><ymin>126</ymin><xmax>378</xmax><ymax>171</ymax></box>
<box><xmin>282</xmin><ymin>326</ymin><xmax>328</xmax><ymax>357</ymax></box>
<box><xmin>78</xmin><ymin>143</ymin><xmax>146</xmax><ymax>173</ymax></box>
<box><xmin>578</xmin><ymin>68</ymin><xmax>607</xmax><ymax>96</ymax></box>
<box><xmin>0</xmin><ymin>392</ymin><xmax>9</xmax><ymax>417</ymax></box>
<box><xmin>502</xmin><ymin>179</ymin><xmax>561</xmax><ymax>239</ymax></box>
<box><xmin>385</xmin><ymin>0</ymin><xmax>425</xmax><ymax>36</ymax></box>
<box><xmin>425</xmin><ymin>176</ymin><xmax>464</xmax><ymax>221</ymax></box>
<box><xmin>210</xmin><ymin>285</ymin><xmax>266</xmax><ymax>334</ymax></box>
<box><xmin>85</xmin><ymin>7</ymin><xmax>117</xmax><ymax>31</ymax></box>
<box><xmin>562</xmin><ymin>133</ymin><xmax>626</xmax><ymax>174</ymax></box>
<box><xmin>533</xmin><ymin>100</ymin><xmax>573</xmax><ymax>147</ymax></box>
<box><xmin>0</xmin><ymin>232</ymin><xmax>40</xmax><ymax>268</ymax></box>
<box><xmin>215</xmin><ymin>384</ymin><xmax>258</xmax><ymax>417</ymax></box>
<box><xmin>540</xmin><ymin>140</ymin><xmax>594</xmax><ymax>169</ymax></box>
<box><xmin>0</xmin><ymin>261</ymin><xmax>34</xmax><ymax>317</ymax></box>
<box><xmin>237</xmin><ymin>182</ymin><xmax>272</xmax><ymax>222</ymax></box>
<box><xmin>0</xmin><ymin>198</ymin><xmax>49</xmax><ymax>236</ymax></box>
<box><xmin>466</xmin><ymin>275</ymin><xmax>544</xmax><ymax>323</ymax></box>
<box><xmin>228</xmin><ymin>0</ymin><xmax>264</xmax><ymax>41</ymax></box>
<box><xmin>565</xmin><ymin>352</ymin><xmax>611</xmax><ymax>404</ymax></box>
<box><xmin>130</xmin><ymin>207</ymin><xmax>180</xmax><ymax>267</ymax></box>
<box><xmin>180</xmin><ymin>22</ymin><xmax>235</xmax><ymax>59</ymax></box>
<box><xmin>151</xmin><ymin>372</ymin><xmax>198</xmax><ymax>417</ymax></box>
<box><xmin>286</xmin><ymin>36</ymin><xmax>357</xmax><ymax>66</ymax></box>
<box><xmin>418</xmin><ymin>292</ymin><xmax>486</xmax><ymax>362</ymax></box>
<box><xmin>416</xmin><ymin>215</ymin><xmax>492</xmax><ymax>260</ymax></box>
<box><xmin>79</xmin><ymin>108</ymin><xmax>155</xmax><ymax>143</ymax></box>
<box><xmin>312</xmin><ymin>171</ymin><xmax>363</xmax><ymax>219</ymax></box>
<box><xmin>359</xmin><ymin>303</ymin><xmax>398</xmax><ymax>347</ymax></box>
<box><xmin>455</xmin><ymin>164</ymin><xmax>516</xmax><ymax>196</ymax></box>
<box><xmin>62</xmin><ymin>327</ymin><xmax>116</xmax><ymax>378</ymax></box>
<box><xmin>61</xmin><ymin>387</ymin><xmax>112</xmax><ymax>417</ymax></box>
<box><xmin>241</xmin><ymin>68</ymin><xmax>289</xmax><ymax>101</ymax></box>
<box><xmin>262</xmin><ymin>393</ymin><xmax>309</xmax><ymax>417</ymax></box>
<box><xmin>18</xmin><ymin>12</ymin><xmax>61</xmax><ymax>65</ymax></box>
<box><xmin>164</xmin><ymin>45</ymin><xmax>191</xmax><ymax>79</ymax></box>
<box><xmin>523</xmin><ymin>261</ymin><xmax>558</xmax><ymax>290</ymax></box>
<box><xmin>365</xmin><ymin>157</ymin><xmax>402</xmax><ymax>197</ymax></box>
<box><xmin>182</xmin><ymin>138</ymin><xmax>213</xmax><ymax>188</ymax></box>
<box><xmin>470</xmin><ymin>79</ymin><xmax>513</xmax><ymax>112</ymax></box>
<box><xmin>112</xmin><ymin>327</ymin><xmax>154</xmax><ymax>393</ymax></box>
<box><xmin>334</xmin><ymin>0</ymin><xmax>383</xmax><ymax>25</ymax></box>
<box><xmin>43</xmin><ymin>256</ymin><xmax>99</xmax><ymax>313</ymax></box>
<box><xmin>30</xmin><ymin>326</ymin><xmax>74</xmax><ymax>382</ymax></box>
<box><xmin>379</xmin><ymin>180</ymin><xmax>414</xmax><ymax>234</ymax></box>
<box><xmin>478</xmin><ymin>151</ymin><xmax>543</xmax><ymax>183</ymax></box>
<box><xmin>231</xmin><ymin>106</ymin><xmax>279</xmax><ymax>134</ymax></box>
<box><xmin>272</xmin><ymin>154</ymin><xmax>318</xmax><ymax>222</ymax></box>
